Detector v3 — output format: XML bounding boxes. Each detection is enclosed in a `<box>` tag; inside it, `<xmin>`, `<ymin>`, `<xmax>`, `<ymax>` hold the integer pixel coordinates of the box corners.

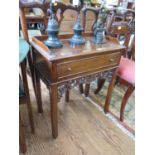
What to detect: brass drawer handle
<box><xmin>118</xmin><ymin>26</ymin><xmax>122</xmax><ymax>30</ymax></box>
<box><xmin>67</xmin><ymin>67</ymin><xmax>72</xmax><ymax>71</ymax></box>
<box><xmin>109</xmin><ymin>58</ymin><xmax>115</xmax><ymax>62</ymax></box>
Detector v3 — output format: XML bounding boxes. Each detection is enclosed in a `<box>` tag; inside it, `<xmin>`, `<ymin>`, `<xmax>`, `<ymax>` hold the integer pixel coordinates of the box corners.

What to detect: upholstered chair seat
<box><xmin>118</xmin><ymin>56</ymin><xmax>135</xmax><ymax>84</ymax></box>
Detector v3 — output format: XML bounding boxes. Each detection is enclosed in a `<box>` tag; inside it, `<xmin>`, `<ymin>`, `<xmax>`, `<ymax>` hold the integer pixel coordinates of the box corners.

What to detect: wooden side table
<box><xmin>30</xmin><ymin>34</ymin><xmax>125</xmax><ymax>139</ymax></box>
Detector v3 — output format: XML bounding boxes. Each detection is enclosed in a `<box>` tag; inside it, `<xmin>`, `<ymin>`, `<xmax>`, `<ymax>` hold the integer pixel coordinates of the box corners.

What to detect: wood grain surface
<box><xmin>20</xmin><ymin>76</ymin><xmax>134</xmax><ymax>155</ymax></box>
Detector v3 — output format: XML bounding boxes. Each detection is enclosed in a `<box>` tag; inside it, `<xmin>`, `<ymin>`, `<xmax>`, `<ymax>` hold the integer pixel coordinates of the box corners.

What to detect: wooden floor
<box><xmin>20</xmin><ymin>77</ymin><xmax>134</xmax><ymax>155</ymax></box>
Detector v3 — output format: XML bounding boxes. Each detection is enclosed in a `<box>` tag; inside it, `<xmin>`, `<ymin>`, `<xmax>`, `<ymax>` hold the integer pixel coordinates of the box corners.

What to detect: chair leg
<box><xmin>26</xmin><ymin>96</ymin><xmax>35</xmax><ymax>134</ymax></box>
<box><xmin>79</xmin><ymin>84</ymin><xmax>84</xmax><ymax>94</ymax></box>
<box><xmin>85</xmin><ymin>83</ymin><xmax>90</xmax><ymax>97</ymax></box>
<box><xmin>104</xmin><ymin>69</ymin><xmax>118</xmax><ymax>113</ymax></box>
<box><xmin>19</xmin><ymin>113</ymin><xmax>26</xmax><ymax>153</ymax></box>
<box><xmin>65</xmin><ymin>89</ymin><xmax>70</xmax><ymax>102</ymax></box>
<box><xmin>94</xmin><ymin>78</ymin><xmax>106</xmax><ymax>94</ymax></box>
<box><xmin>114</xmin><ymin>76</ymin><xmax>120</xmax><ymax>86</ymax></box>
<box><xmin>120</xmin><ymin>85</ymin><xmax>135</xmax><ymax>122</ymax></box>
<box><xmin>34</xmin><ymin>69</ymin><xmax>43</xmax><ymax>113</ymax></box>
<box><xmin>27</xmin><ymin>52</ymin><xmax>36</xmax><ymax>95</ymax></box>
<box><xmin>21</xmin><ymin>61</ymin><xmax>35</xmax><ymax>134</ymax></box>
<box><xmin>20</xmin><ymin>8</ymin><xmax>35</xmax><ymax>93</ymax></box>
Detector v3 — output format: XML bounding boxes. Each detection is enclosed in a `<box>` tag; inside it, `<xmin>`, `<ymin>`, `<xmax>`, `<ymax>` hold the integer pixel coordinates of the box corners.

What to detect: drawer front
<box><xmin>57</xmin><ymin>52</ymin><xmax>121</xmax><ymax>79</ymax></box>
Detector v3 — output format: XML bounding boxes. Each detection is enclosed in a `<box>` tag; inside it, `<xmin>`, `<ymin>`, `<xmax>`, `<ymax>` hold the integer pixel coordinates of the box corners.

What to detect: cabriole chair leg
<box><xmin>120</xmin><ymin>85</ymin><xmax>134</xmax><ymax>122</ymax></box>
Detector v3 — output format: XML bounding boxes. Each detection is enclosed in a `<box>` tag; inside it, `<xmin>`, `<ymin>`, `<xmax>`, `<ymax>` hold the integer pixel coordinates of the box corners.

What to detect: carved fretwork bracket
<box><xmin>58</xmin><ymin>69</ymin><xmax>114</xmax><ymax>99</ymax></box>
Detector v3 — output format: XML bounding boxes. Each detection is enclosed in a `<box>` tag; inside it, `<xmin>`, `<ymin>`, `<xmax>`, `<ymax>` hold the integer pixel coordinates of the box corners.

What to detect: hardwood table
<box><xmin>30</xmin><ymin>33</ymin><xmax>125</xmax><ymax>139</ymax></box>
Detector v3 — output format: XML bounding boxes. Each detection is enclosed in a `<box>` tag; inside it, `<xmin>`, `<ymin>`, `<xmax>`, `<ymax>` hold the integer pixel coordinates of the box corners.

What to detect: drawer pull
<box><xmin>67</xmin><ymin>67</ymin><xmax>72</xmax><ymax>71</ymax></box>
<box><xmin>109</xmin><ymin>58</ymin><xmax>115</xmax><ymax>62</ymax></box>
<box><xmin>118</xmin><ymin>26</ymin><xmax>122</xmax><ymax>30</ymax></box>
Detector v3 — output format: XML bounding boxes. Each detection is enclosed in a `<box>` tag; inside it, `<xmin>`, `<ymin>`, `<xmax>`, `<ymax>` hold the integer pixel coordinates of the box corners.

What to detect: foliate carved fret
<box><xmin>58</xmin><ymin>69</ymin><xmax>114</xmax><ymax>99</ymax></box>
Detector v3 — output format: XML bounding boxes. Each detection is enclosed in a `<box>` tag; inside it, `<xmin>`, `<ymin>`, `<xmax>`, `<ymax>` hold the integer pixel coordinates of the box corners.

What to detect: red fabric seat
<box><xmin>118</xmin><ymin>56</ymin><xmax>135</xmax><ymax>84</ymax></box>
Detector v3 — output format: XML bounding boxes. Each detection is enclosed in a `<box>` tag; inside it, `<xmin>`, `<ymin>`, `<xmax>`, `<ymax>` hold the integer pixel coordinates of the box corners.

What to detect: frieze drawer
<box><xmin>57</xmin><ymin>52</ymin><xmax>121</xmax><ymax>79</ymax></box>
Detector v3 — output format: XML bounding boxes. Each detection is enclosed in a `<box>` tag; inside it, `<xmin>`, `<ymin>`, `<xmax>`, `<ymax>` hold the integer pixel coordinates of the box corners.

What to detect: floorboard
<box><xmin>20</xmin><ymin>77</ymin><xmax>134</xmax><ymax>155</ymax></box>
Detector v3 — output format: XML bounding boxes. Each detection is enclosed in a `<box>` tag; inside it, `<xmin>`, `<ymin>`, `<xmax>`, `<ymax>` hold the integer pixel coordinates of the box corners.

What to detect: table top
<box><xmin>30</xmin><ymin>34</ymin><xmax>125</xmax><ymax>62</ymax></box>
<box><xmin>19</xmin><ymin>37</ymin><xmax>29</xmax><ymax>63</ymax></box>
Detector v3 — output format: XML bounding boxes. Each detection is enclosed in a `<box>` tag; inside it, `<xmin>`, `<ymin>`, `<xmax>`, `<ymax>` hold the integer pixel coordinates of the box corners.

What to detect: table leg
<box><xmin>85</xmin><ymin>83</ymin><xmax>90</xmax><ymax>97</ymax></box>
<box><xmin>94</xmin><ymin>78</ymin><xmax>106</xmax><ymax>94</ymax></box>
<box><xmin>65</xmin><ymin>89</ymin><xmax>70</xmax><ymax>102</ymax></box>
<box><xmin>104</xmin><ymin>69</ymin><xmax>118</xmax><ymax>113</ymax></box>
<box><xmin>49</xmin><ymin>84</ymin><xmax>58</xmax><ymax>139</ymax></box>
<box><xmin>79</xmin><ymin>84</ymin><xmax>84</xmax><ymax>94</ymax></box>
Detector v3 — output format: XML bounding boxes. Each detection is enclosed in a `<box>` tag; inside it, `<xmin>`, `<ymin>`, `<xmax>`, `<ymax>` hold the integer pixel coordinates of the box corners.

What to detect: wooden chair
<box><xmin>90</xmin><ymin>36</ymin><xmax>135</xmax><ymax>122</ymax></box>
<box><xmin>113</xmin><ymin>9</ymin><xmax>134</xmax><ymax>22</ymax></box>
<box><xmin>117</xmin><ymin>54</ymin><xmax>135</xmax><ymax>121</ymax></box>
<box><xmin>83</xmin><ymin>14</ymin><xmax>133</xmax><ymax>95</ymax></box>
<box><xmin>19</xmin><ymin>38</ymin><xmax>34</xmax><ymax>153</ymax></box>
<box><xmin>78</xmin><ymin>6</ymin><xmax>116</xmax><ymax>95</ymax></box>
<box><xmin>81</xmin><ymin>6</ymin><xmax>116</xmax><ymax>34</ymax></box>
<box><xmin>20</xmin><ymin>0</ymin><xmax>80</xmax><ymax>34</ymax></box>
<box><xmin>79</xmin><ymin>6</ymin><xmax>134</xmax><ymax>96</ymax></box>
<box><xmin>105</xmin><ymin>36</ymin><xmax>135</xmax><ymax>122</ymax></box>
<box><xmin>21</xmin><ymin>1</ymin><xmax>81</xmax><ymax>113</ymax></box>
<box><xmin>83</xmin><ymin>20</ymin><xmax>135</xmax><ymax>122</ymax></box>
<box><xmin>19</xmin><ymin>0</ymin><xmax>80</xmax><ymax>113</ymax></box>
